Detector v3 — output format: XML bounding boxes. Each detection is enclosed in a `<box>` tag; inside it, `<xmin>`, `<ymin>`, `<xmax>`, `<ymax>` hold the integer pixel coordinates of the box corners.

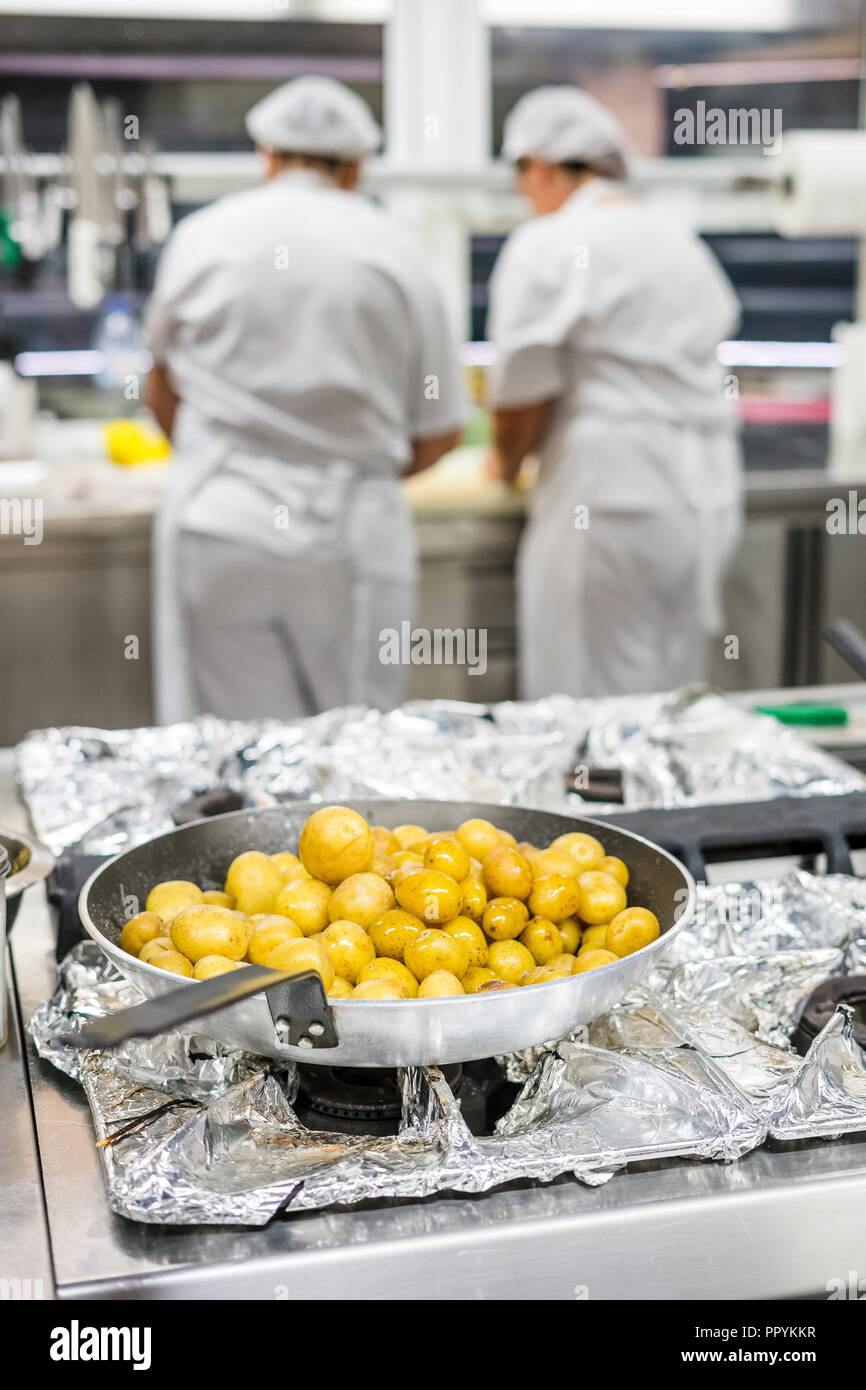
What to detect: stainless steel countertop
<box><xmin>5</xmin><ymin>735</ymin><xmax>866</xmax><ymax>1301</ymax></box>
<box><xmin>0</xmin><ymin>463</ymin><xmax>859</xmax><ymax>535</ymax></box>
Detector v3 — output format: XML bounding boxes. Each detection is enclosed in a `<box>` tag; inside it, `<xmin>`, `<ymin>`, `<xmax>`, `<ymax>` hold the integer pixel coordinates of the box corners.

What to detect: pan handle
<box><xmin>53</xmin><ymin>964</ymin><xmax>339</xmax><ymax>1052</ymax></box>
<box><xmin>266</xmin><ymin>971</ymin><xmax>339</xmax><ymax>1051</ymax></box>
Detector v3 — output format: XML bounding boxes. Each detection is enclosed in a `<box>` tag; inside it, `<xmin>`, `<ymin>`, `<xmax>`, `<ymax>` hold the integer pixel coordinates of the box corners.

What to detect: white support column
<box><xmin>382</xmin><ymin>0</ymin><xmax>491</xmax><ymax>339</ymax></box>
<box><xmin>385</xmin><ymin>0</ymin><xmax>490</xmax><ymax>171</ymax></box>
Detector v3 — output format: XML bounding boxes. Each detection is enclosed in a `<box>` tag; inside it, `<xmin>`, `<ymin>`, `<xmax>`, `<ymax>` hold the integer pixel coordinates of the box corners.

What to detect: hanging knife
<box><xmin>67</xmin><ymin>82</ymin><xmax>108</xmax><ymax>308</ymax></box>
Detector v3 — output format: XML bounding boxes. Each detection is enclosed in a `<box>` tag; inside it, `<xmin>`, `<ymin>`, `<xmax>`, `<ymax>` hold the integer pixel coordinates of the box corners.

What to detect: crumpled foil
<box><xmin>28</xmin><ymin>865</ymin><xmax>866</xmax><ymax>1226</ymax></box>
<box><xmin>15</xmin><ymin>685</ymin><xmax>864</xmax><ymax>855</ymax></box>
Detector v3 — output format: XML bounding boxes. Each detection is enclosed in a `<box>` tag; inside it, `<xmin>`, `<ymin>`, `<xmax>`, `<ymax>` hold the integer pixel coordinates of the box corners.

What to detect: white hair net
<box><xmin>502</xmin><ymin>86</ymin><xmax>631</xmax><ymax>180</ymax></box>
<box><xmin>246</xmin><ymin>76</ymin><xmax>381</xmax><ymax>160</ymax></box>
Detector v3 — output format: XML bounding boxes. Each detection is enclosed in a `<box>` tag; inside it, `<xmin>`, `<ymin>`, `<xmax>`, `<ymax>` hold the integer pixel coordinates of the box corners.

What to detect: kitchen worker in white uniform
<box><xmin>487</xmin><ymin>86</ymin><xmax>743</xmax><ymax>699</ymax></box>
<box><xmin>145</xmin><ymin>77</ymin><xmax>464</xmax><ymax>722</ymax></box>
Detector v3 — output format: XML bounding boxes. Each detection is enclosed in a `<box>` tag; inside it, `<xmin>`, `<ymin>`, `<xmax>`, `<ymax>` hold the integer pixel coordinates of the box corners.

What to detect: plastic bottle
<box><xmin>92</xmin><ymin>295</ymin><xmax>142</xmax><ymax>391</ymax></box>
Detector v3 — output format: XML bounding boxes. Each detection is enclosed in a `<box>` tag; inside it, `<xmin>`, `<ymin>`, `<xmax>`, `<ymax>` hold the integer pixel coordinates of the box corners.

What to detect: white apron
<box><xmin>153</xmin><ymin>367</ymin><xmax>415</xmax><ymax>724</ymax></box>
<box><xmin>517</xmin><ymin>411</ymin><xmax>743</xmax><ymax>700</ymax></box>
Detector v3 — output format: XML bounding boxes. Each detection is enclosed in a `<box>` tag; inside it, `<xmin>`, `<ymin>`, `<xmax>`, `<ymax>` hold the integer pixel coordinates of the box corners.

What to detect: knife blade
<box><xmin>67</xmin><ymin>82</ymin><xmax>109</xmax><ymax>308</ymax></box>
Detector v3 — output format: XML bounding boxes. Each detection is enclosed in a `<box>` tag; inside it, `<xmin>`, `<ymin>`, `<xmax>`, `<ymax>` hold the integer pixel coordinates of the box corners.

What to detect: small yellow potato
<box><xmin>599</xmin><ymin>855</ymin><xmax>629</xmax><ymax>887</ymax></box>
<box><xmin>550</xmin><ymin>832</ymin><xmax>605</xmax><ymax>873</ymax></box>
<box><xmin>280</xmin><ymin>861</ymin><xmax>312</xmax><ymax>884</ymax></box>
<box><xmin>392</xmin><ymin>847</ymin><xmax>425</xmax><ymax>865</ymax></box>
<box><xmin>145</xmin><ymin>880</ymin><xmax>203</xmax><ymax>922</ymax></box>
<box><xmin>248</xmin><ymin>911</ymin><xmax>292</xmax><ymax>928</ymax></box>
<box><xmin>271</xmin><ymin>851</ymin><xmax>302</xmax><ymax>879</ymax></box>
<box><xmin>392</xmin><ymin>858</ymin><xmax>425</xmax><ymax>891</ymax></box>
<box><xmin>458</xmin><ymin>874</ymin><xmax>487</xmax><ymax>921</ymax></box>
<box><xmin>558</xmin><ymin>917</ymin><xmax>581</xmax><ymax>954</ymax></box>
<box><xmin>545</xmin><ymin>952</ymin><xmax>578</xmax><ymax>975</ymax></box>
<box><xmin>353</xmin><ymin>978</ymin><xmax>408</xmax><ymax>1000</ymax></box>
<box><xmin>528</xmin><ymin>874</ymin><xmax>582</xmax><ymax>923</ymax></box>
<box><xmin>246</xmin><ymin>916</ymin><xmax>304</xmax><ymax>965</ymax></box>
<box><xmin>264</xmin><ymin>937</ymin><xmax>335</xmax><ymax>990</ymax></box>
<box><xmin>392</xmin><ymin>823</ymin><xmax>429</xmax><ymax>849</ymax></box>
<box><xmin>321</xmin><ymin>920</ymin><xmax>376</xmax><ymax>983</ymax></box>
<box><xmin>120</xmin><ymin>911</ymin><xmax>167</xmax><ymax>957</ymax></box>
<box><xmin>328</xmin><ymin>872</ymin><xmax>394</xmax><ymax>928</ymax></box>
<box><xmin>404</xmin><ymin>928</ymin><xmax>470</xmax><ymax>982</ymax></box>
<box><xmin>423</xmin><ymin>834</ymin><xmax>471</xmax><ymax>882</ymax></box>
<box><xmin>138</xmin><ymin>935</ymin><xmax>174</xmax><ymax>962</ymax></box>
<box><xmin>356</xmin><ymin>957</ymin><xmax>418</xmax><ymax>997</ymax></box>
<box><xmin>606</xmin><ymin>906</ymin><xmax>660</xmax><ymax>957</ymax></box>
<box><xmin>148</xmin><ymin>949</ymin><xmax>193</xmax><ymax>978</ymax></box>
<box><xmin>487</xmin><ymin>938</ymin><xmax>535</xmax><ymax>984</ymax></box>
<box><xmin>442</xmin><ymin>915</ymin><xmax>488</xmax><ymax>968</ymax></box>
<box><xmin>170</xmin><ymin>905</ymin><xmax>249</xmax><ymax>964</ymax></box>
<box><xmin>455</xmin><ymin>817</ymin><xmax>503</xmax><ymax>861</ymax></box>
<box><xmin>578</xmin><ymin>924</ymin><xmax>610</xmax><ymax>953</ymax></box>
<box><xmin>327</xmin><ymin>976</ymin><xmax>354</xmax><ymax>999</ymax></box>
<box><xmin>482</xmin><ymin>896</ymin><xmax>530</xmax><ymax>941</ymax></box>
<box><xmin>372</xmin><ymin>852</ymin><xmax>399</xmax><ymax>883</ymax></box>
<box><xmin>477</xmin><ymin>978</ymin><xmax>516</xmax><ymax>992</ymax></box>
<box><xmin>299</xmin><ymin>806</ymin><xmax>374</xmax><ymax>884</ymax></box>
<box><xmin>461</xmin><ymin>965</ymin><xmax>498</xmax><ymax>993</ymax></box>
<box><xmin>523</xmin><ymin>965</ymin><xmax>569</xmax><ymax>986</ymax></box>
<box><xmin>530</xmin><ymin>848</ymin><xmax>581</xmax><ymax>880</ymax></box>
<box><xmin>572</xmin><ymin>948</ymin><xmax>619</xmax><ymax>973</ymax></box>
<box><xmin>368</xmin><ymin>908</ymin><xmax>425</xmax><ymax>961</ymax></box>
<box><xmin>577</xmin><ymin>871</ymin><xmax>628</xmax><ymax>926</ymax></box>
<box><xmin>519</xmin><ymin>916</ymin><xmax>563</xmax><ymax>965</ymax></box>
<box><xmin>273</xmin><ymin>878</ymin><xmax>332</xmax><ymax>936</ymax></box>
<box><xmin>201</xmin><ymin>890</ymin><xmax>235</xmax><ymax>909</ymax></box>
<box><xmin>224</xmin><ymin>850</ymin><xmax>284</xmax><ymax>916</ymax></box>
<box><xmin>193</xmin><ymin>955</ymin><xmax>241</xmax><ymax>981</ymax></box>
<box><xmin>395</xmin><ymin>869</ymin><xmax>461</xmax><ymax>925</ymax></box>
<box><xmin>517</xmin><ymin>842</ymin><xmax>540</xmax><ymax>860</ymax></box>
<box><xmin>418</xmin><ymin>971</ymin><xmax>465</xmax><ymax>998</ymax></box>
<box><xmin>371</xmin><ymin>825</ymin><xmax>400</xmax><ymax>855</ymax></box>
<box><xmin>482</xmin><ymin>845</ymin><xmax>533</xmax><ymax>900</ymax></box>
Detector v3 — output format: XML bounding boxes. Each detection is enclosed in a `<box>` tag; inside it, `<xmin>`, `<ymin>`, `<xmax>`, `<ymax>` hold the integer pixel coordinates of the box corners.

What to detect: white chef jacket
<box><xmin>144</xmin><ymin>169</ymin><xmax>465</xmax><ymax>721</ymax></box>
<box><xmin>489</xmin><ymin>178</ymin><xmax>741</xmax><ymax>510</ymax></box>
<box><xmin>487</xmin><ymin>178</ymin><xmax>743</xmax><ymax>698</ymax></box>
<box><xmin>146</xmin><ymin>168</ymin><xmax>465</xmax><ymax>531</ymax></box>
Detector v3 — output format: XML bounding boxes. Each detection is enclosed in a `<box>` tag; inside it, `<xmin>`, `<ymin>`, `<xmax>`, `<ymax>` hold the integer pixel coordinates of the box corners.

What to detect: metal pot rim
<box><xmin>0</xmin><ymin>826</ymin><xmax>55</xmax><ymax>900</ymax></box>
<box><xmin>78</xmin><ymin>797</ymin><xmax>696</xmax><ymax>1004</ymax></box>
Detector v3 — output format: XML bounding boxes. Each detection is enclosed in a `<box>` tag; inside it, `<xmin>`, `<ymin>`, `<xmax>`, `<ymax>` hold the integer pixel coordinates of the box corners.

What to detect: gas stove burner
<box><xmin>294</xmin><ymin>1062</ymin><xmax>490</xmax><ymax>1137</ymax></box>
<box><xmin>793</xmin><ymin>975</ymin><xmax>866</xmax><ymax>1057</ymax></box>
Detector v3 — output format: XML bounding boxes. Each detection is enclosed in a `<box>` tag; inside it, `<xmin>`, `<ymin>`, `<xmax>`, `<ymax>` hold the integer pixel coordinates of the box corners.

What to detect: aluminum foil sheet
<box><xmin>769</xmin><ymin>1009</ymin><xmax>866</xmax><ymax>1140</ymax></box>
<box><xmin>15</xmin><ymin>686</ymin><xmax>864</xmax><ymax>856</ymax></box>
<box><xmin>663</xmin><ymin>869</ymin><xmax>866</xmax><ymax>968</ymax></box>
<box><xmin>27</xmin><ymin>865</ymin><xmax>866</xmax><ymax>1226</ymax></box>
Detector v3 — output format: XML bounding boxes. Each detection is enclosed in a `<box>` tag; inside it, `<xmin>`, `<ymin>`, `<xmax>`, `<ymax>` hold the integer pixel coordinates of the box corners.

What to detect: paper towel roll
<box><xmin>774</xmin><ymin>130</ymin><xmax>866</xmax><ymax>237</ymax></box>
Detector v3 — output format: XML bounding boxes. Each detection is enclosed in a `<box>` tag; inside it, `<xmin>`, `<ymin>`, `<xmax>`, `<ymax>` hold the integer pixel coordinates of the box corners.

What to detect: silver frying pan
<box><xmin>79</xmin><ymin>800</ymin><xmax>695</xmax><ymax>1067</ymax></box>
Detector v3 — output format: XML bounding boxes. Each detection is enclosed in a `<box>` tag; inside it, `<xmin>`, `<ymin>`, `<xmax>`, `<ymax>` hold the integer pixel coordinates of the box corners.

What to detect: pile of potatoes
<box><xmin>118</xmin><ymin>806</ymin><xmax>661</xmax><ymax>1001</ymax></box>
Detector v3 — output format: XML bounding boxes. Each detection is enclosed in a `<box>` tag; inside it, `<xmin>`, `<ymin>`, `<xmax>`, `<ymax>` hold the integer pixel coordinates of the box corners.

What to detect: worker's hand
<box><xmin>484</xmin><ymin>449</ymin><xmax>510</xmax><ymax>484</ymax></box>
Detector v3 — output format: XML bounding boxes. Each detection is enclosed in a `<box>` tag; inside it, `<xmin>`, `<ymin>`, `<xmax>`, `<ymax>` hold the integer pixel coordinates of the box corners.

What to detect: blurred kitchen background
<box><xmin>2</xmin><ymin>0</ymin><xmax>866</xmax><ymax>740</ymax></box>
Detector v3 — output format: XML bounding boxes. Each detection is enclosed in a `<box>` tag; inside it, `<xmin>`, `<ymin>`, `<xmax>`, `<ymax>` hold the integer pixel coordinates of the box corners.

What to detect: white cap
<box><xmin>245</xmin><ymin>76</ymin><xmax>381</xmax><ymax>160</ymax></box>
<box><xmin>502</xmin><ymin>86</ymin><xmax>631</xmax><ymax>180</ymax></box>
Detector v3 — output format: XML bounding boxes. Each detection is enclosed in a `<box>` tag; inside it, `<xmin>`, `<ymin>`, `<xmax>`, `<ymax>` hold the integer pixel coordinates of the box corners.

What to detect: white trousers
<box><xmin>178</xmin><ymin>530</ymin><xmax>415</xmax><ymax>720</ymax></box>
<box><xmin>518</xmin><ymin>503</ymin><xmax>742</xmax><ymax>700</ymax></box>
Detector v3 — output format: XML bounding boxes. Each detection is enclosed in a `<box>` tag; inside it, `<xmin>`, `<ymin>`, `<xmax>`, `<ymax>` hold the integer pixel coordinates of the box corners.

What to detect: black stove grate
<box><xmin>293</xmin><ymin>1060</ymin><xmax>514</xmax><ymax>1137</ymax></box>
<box><xmin>594</xmin><ymin>791</ymin><xmax>866</xmax><ymax>883</ymax></box>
